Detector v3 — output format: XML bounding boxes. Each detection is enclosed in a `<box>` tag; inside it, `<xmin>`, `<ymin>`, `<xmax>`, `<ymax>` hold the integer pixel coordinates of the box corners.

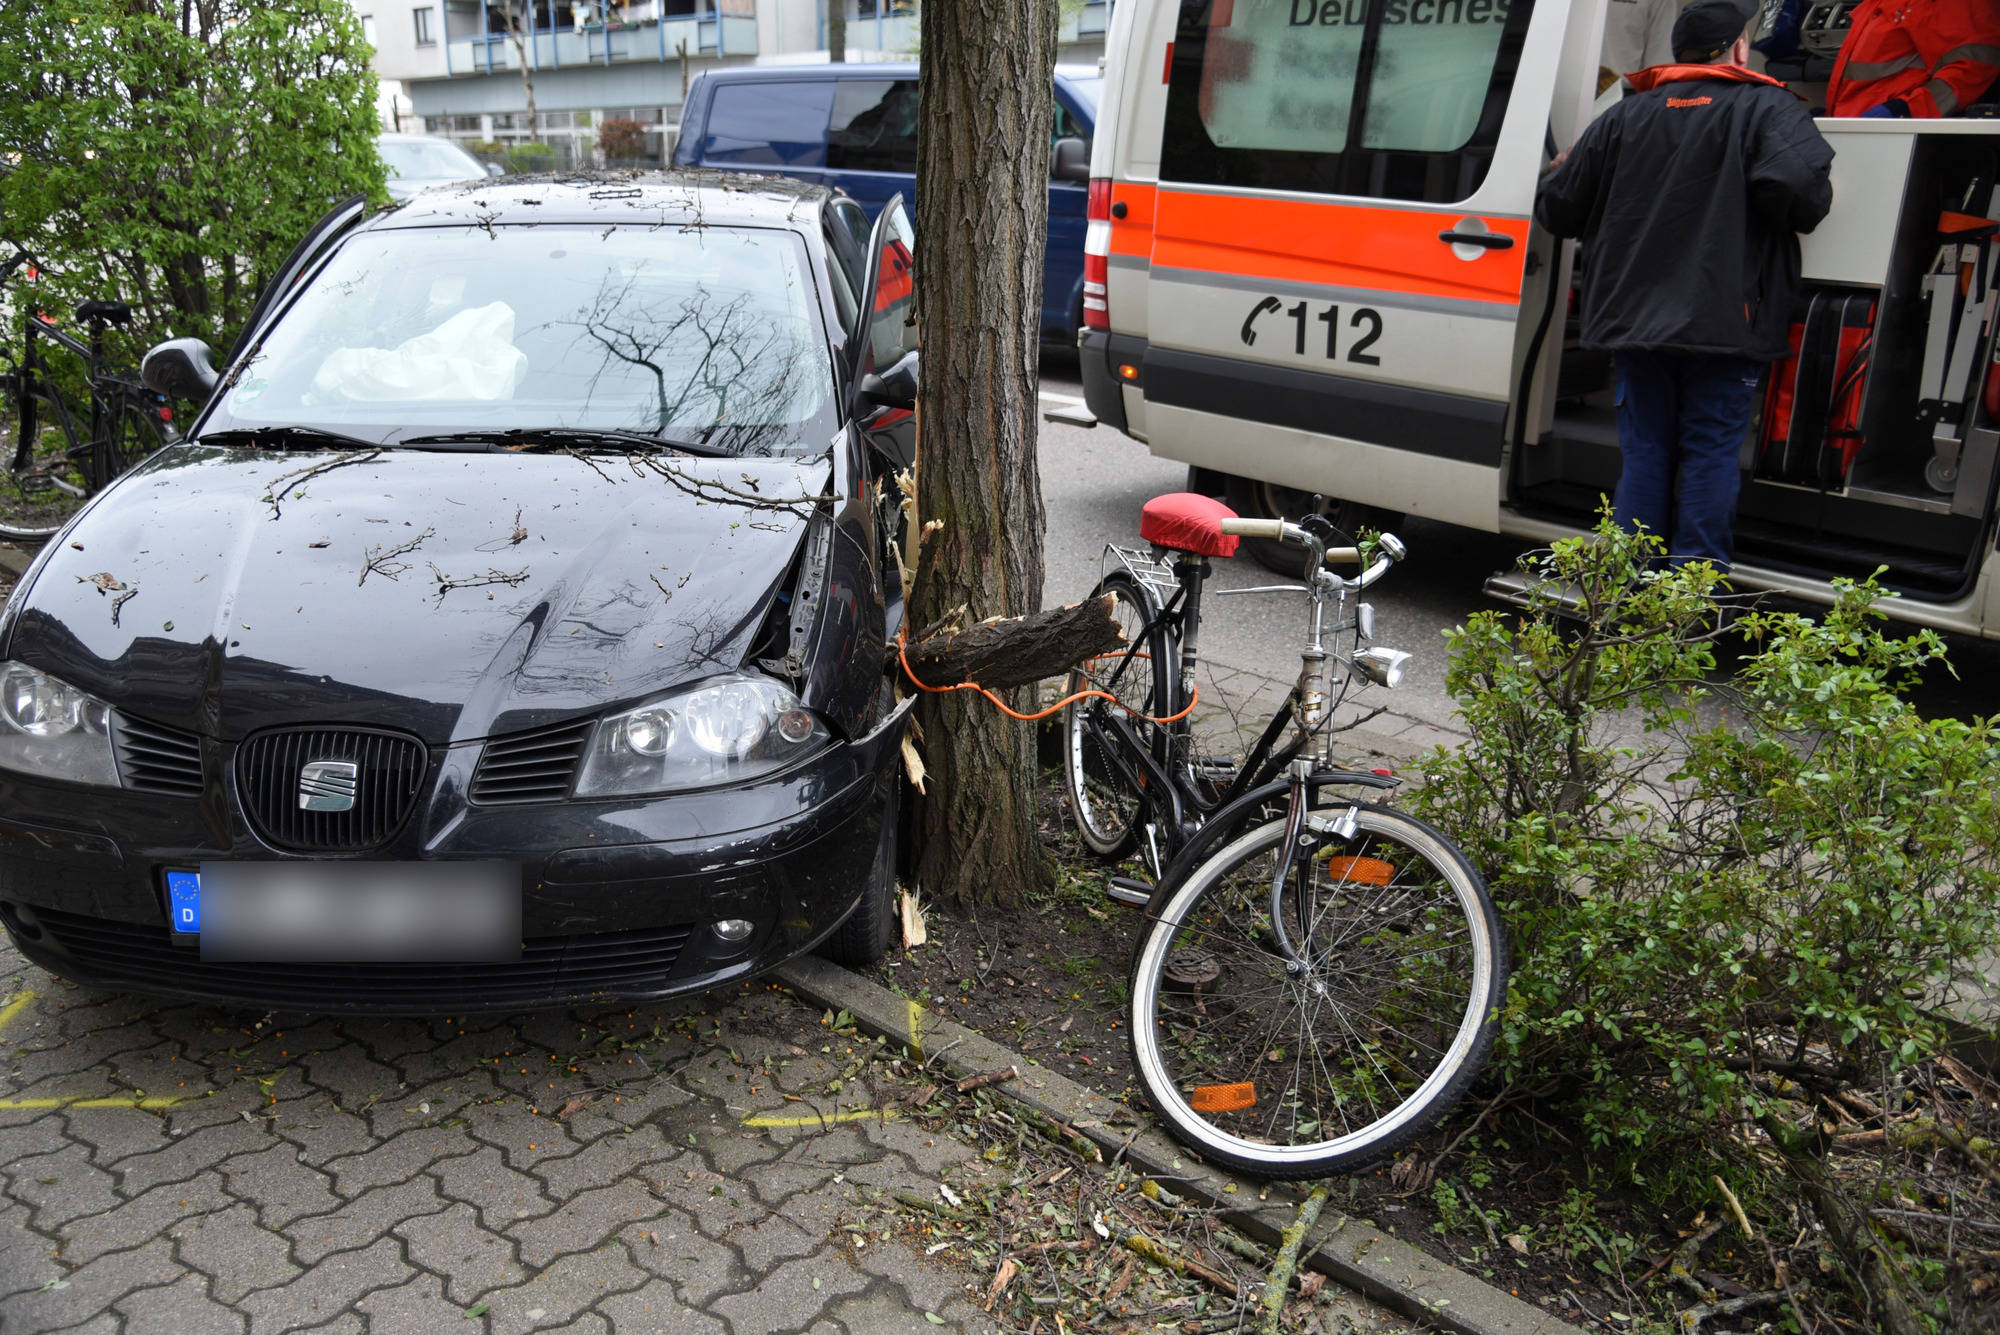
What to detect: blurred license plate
<box><xmin>176</xmin><ymin>863</ymin><xmax>520</xmax><ymax>963</ymax></box>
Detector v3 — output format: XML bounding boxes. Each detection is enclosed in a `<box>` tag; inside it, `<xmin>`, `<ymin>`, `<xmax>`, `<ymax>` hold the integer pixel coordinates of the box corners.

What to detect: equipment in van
<box><xmin>1916</xmin><ymin>209</ymin><xmax>2000</xmax><ymax>492</ymax></box>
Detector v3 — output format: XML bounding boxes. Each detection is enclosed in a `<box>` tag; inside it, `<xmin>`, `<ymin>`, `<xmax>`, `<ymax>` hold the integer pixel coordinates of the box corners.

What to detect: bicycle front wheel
<box><xmin>93</xmin><ymin>395</ymin><xmax>167</xmax><ymax>489</ymax></box>
<box><xmin>0</xmin><ymin>380</ymin><xmax>92</xmax><ymax>543</ymax></box>
<box><xmin>1130</xmin><ymin>804</ymin><xmax>1505</xmax><ymax>1178</ymax></box>
<box><xmin>1062</xmin><ymin>571</ymin><xmax>1177</xmax><ymax>859</ymax></box>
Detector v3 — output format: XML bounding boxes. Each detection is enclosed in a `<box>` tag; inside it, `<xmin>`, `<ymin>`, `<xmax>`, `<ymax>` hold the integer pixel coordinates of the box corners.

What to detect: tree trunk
<box><xmin>910</xmin><ymin>0</ymin><xmax>1058</xmax><ymax>908</ymax></box>
<box><xmin>827</xmin><ymin>1</ymin><xmax>845</xmax><ymax>60</ymax></box>
<box><xmin>507</xmin><ymin>5</ymin><xmax>537</xmax><ymax>139</ymax></box>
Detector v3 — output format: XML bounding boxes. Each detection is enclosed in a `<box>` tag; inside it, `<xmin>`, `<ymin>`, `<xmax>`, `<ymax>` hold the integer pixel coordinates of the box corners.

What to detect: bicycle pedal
<box><xmin>1107</xmin><ymin>876</ymin><xmax>1152</xmax><ymax>906</ymax></box>
<box><xmin>1192</xmin><ymin>756</ymin><xmax>1238</xmax><ymax>779</ymax></box>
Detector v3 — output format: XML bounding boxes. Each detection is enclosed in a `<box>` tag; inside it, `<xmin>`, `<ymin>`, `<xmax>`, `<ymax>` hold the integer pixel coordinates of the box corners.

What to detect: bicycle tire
<box><xmin>1062</xmin><ymin>571</ymin><xmax>1177</xmax><ymax>859</ymax></box>
<box><xmin>0</xmin><ymin>380</ymin><xmax>92</xmax><ymax>543</ymax></box>
<box><xmin>93</xmin><ymin>395</ymin><xmax>166</xmax><ymax>489</ymax></box>
<box><xmin>1129</xmin><ymin>803</ymin><xmax>1506</xmax><ymax>1178</ymax></box>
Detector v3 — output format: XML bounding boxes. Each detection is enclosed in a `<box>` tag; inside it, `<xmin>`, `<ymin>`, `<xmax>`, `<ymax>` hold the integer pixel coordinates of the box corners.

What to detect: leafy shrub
<box><xmin>597</xmin><ymin>116</ymin><xmax>649</xmax><ymax>164</ymax></box>
<box><xmin>0</xmin><ymin>0</ymin><xmax>385</xmax><ymax>355</ymax></box>
<box><xmin>506</xmin><ymin>142</ymin><xmax>559</xmax><ymax>173</ymax></box>
<box><xmin>1412</xmin><ymin>519</ymin><xmax>2000</xmax><ymax>1326</ymax></box>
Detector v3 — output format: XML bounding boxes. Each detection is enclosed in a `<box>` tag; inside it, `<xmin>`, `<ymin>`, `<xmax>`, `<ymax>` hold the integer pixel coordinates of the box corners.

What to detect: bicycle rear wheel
<box><xmin>0</xmin><ymin>378</ymin><xmax>92</xmax><ymax>543</ymax></box>
<box><xmin>1129</xmin><ymin>804</ymin><xmax>1505</xmax><ymax>1178</ymax></box>
<box><xmin>93</xmin><ymin>395</ymin><xmax>166</xmax><ymax>488</ymax></box>
<box><xmin>1062</xmin><ymin>571</ymin><xmax>1177</xmax><ymax>859</ymax></box>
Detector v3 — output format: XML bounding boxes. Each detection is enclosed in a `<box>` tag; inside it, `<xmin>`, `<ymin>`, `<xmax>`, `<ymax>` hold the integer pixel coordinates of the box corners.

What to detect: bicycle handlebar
<box><xmin>1218</xmin><ymin>516</ymin><xmax>1401</xmax><ymax>588</ymax></box>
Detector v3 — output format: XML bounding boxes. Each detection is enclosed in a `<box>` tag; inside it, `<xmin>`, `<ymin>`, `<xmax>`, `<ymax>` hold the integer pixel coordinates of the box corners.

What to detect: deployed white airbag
<box><xmin>311</xmin><ymin>302</ymin><xmax>528</xmax><ymax>402</ymax></box>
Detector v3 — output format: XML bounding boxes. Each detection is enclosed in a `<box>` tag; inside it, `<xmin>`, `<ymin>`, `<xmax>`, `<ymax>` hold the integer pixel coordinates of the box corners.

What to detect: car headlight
<box><xmin>0</xmin><ymin>662</ymin><xmax>120</xmax><ymax>786</ymax></box>
<box><xmin>572</xmin><ymin>672</ymin><xmax>831</xmax><ymax>798</ymax></box>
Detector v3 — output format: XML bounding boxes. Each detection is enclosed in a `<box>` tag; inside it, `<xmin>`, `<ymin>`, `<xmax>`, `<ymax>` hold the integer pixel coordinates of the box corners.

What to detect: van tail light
<box><xmin>1084</xmin><ymin>176</ymin><xmax>1112</xmax><ymax>332</ymax></box>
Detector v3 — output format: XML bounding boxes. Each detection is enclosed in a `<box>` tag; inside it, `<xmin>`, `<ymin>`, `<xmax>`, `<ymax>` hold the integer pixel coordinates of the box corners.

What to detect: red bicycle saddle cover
<box><xmin>1139</xmin><ymin>492</ymin><xmax>1241</xmax><ymax>558</ymax></box>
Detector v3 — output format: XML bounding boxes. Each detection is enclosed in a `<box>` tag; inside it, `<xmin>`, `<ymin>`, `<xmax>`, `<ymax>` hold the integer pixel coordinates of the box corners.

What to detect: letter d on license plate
<box><xmin>198</xmin><ymin>862</ymin><xmax>521</xmax><ymax>963</ymax></box>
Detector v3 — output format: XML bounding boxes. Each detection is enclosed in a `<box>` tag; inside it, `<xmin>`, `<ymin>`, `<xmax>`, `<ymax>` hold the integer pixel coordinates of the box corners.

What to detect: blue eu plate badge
<box><xmin>166</xmin><ymin>870</ymin><xmax>200</xmax><ymax>934</ymax></box>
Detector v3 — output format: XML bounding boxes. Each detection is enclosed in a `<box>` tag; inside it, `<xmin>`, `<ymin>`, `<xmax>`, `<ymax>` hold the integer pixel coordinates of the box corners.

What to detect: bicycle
<box><xmin>0</xmin><ymin>253</ymin><xmax>171</xmax><ymax>543</ymax></box>
<box><xmin>1062</xmin><ymin>492</ymin><xmax>1507</xmax><ymax>1178</ymax></box>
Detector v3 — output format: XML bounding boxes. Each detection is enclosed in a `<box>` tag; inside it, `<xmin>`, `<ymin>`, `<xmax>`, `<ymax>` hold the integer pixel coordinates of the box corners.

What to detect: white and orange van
<box><xmin>1077</xmin><ymin>0</ymin><xmax>2000</xmax><ymax>638</ymax></box>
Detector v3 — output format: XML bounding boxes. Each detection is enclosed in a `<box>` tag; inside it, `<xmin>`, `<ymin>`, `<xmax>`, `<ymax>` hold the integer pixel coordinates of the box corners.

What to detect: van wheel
<box><xmin>1224</xmin><ymin>476</ymin><xmax>1400</xmax><ymax>578</ymax></box>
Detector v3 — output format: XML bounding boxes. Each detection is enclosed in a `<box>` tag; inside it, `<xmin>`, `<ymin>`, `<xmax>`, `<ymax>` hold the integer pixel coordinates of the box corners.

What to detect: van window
<box><xmin>1161</xmin><ymin>0</ymin><xmax>1534</xmax><ymax>205</ymax></box>
<box><xmin>701</xmin><ymin>80</ymin><xmax>833</xmax><ymax>167</ymax></box>
<box><xmin>827</xmin><ymin>80</ymin><xmax>920</xmax><ymax>174</ymax></box>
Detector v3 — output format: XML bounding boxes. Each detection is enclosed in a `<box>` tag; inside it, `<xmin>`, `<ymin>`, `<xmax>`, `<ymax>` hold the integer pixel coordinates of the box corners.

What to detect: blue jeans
<box><xmin>1611</xmin><ymin>351</ymin><xmax>1765</xmax><ymax>570</ymax></box>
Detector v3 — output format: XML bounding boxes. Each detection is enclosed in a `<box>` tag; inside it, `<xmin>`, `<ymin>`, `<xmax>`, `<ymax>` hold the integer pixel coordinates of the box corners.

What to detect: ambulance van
<box><xmin>1077</xmin><ymin>0</ymin><xmax>2000</xmax><ymax>638</ymax></box>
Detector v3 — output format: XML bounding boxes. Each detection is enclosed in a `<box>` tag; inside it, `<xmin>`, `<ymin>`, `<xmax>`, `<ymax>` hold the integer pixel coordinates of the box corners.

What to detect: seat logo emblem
<box><xmin>298</xmin><ymin>760</ymin><xmax>359</xmax><ymax>812</ymax></box>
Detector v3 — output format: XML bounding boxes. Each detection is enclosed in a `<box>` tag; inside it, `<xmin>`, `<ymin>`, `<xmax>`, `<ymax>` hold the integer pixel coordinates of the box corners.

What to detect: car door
<box><xmin>850</xmin><ymin>194</ymin><xmax>919</xmax><ymax>476</ymax></box>
<box><xmin>693</xmin><ymin>77</ymin><xmax>834</xmax><ymax>190</ymax></box>
<box><xmin>1137</xmin><ymin>0</ymin><xmax>1569</xmax><ymax>528</ymax></box>
<box><xmin>1045</xmin><ymin>87</ymin><xmax>1094</xmax><ymax>341</ymax></box>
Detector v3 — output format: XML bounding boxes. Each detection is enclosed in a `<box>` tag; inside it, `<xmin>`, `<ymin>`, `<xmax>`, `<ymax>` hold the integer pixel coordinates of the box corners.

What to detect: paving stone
<box><xmin>394</xmin><ymin>1203</ymin><xmax>527</xmax><ymax>1304</ymax></box>
<box><xmin>173</xmin><ymin>1203</ymin><xmax>303</xmax><ymax>1304</ymax></box>
<box><xmin>505</xmin><ymin>1181</ymin><xmax>660</xmax><ymax>1269</ymax></box>
<box><xmin>8</xmin><ymin>1144</ymin><xmax>123</xmax><ymax>1231</ymax></box>
<box><xmin>58</xmin><ymin>1171</ymin><xmax>231</xmax><ymax>1265</ymax></box>
<box><xmin>235</xmin><ymin>1235</ymin><xmax>410</xmax><ymax>1335</ymax></box>
<box><xmin>0</xmin><ymin>1236</ymin><xmax>181</xmax><ymax>1333</ymax></box>
<box><xmin>220</xmin><ymin>1142</ymin><xmax>343</xmax><ymax>1229</ymax></box>
<box><xmin>40</xmin><ymin>1315</ymin><xmax>122</xmax><ymax>1335</ymax></box>
<box><xmin>319</xmin><ymin>1124</ymin><xmax>479</xmax><ymax>1198</ymax></box>
<box><xmin>59</xmin><ymin>1100</ymin><xmax>182</xmax><ymax>1165</ymax></box>
<box><xmin>854</xmin><ymin>1239</ymin><xmax>978</xmax><ymax>1314</ymax></box>
<box><xmin>862</xmin><ymin>1117</ymin><xmax>978</xmax><ymax>1177</ymax></box>
<box><xmin>0</xmin><ymin>1115</ymin><xmax>70</xmax><ymax>1168</ymax></box>
<box><xmin>707</xmin><ymin>1251</ymin><xmax>871</xmax><ymax>1334</ymax></box>
<box><xmin>615</xmin><ymin>1215</ymin><xmax>742</xmax><ymax>1307</ymax></box>
<box><xmin>291</xmin><ymin>1314</ymin><xmax>363</xmax><ymax>1335</ymax></box>
<box><xmin>430</xmin><ymin>1145</ymin><xmax>557</xmax><ymax>1230</ymax></box>
<box><xmin>113</xmin><ymin>1271</ymin><xmax>247</xmax><ymax>1335</ymax></box>
<box><xmin>597</xmin><ymin>1279</ymin><xmax>730</xmax><ymax>1334</ymax></box>
<box><xmin>108</xmin><ymin>1118</ymin><xmax>274</xmax><ymax>1195</ymax></box>
<box><xmin>478</xmin><ymin>1245</ymin><xmax>646</xmax><ymax>1335</ymax></box>
<box><xmin>296</xmin><ymin>1048</ymin><xmax>404</xmax><ymax>1107</ymax></box>
<box><xmin>723</xmin><ymin>1214</ymin><xmax>822</xmax><ymax>1274</ymax></box>
<box><xmin>285</xmin><ymin>1173</ymin><xmax>446</xmax><ymax>1266</ymax></box>
<box><xmin>271</xmin><ymin>1104</ymin><xmax>379</xmax><ymax>1168</ymax></box>
<box><xmin>0</xmin><ymin>1203</ymin><xmax>65</xmax><ymax>1300</ymax></box>
<box><xmin>469</xmin><ymin>1105</ymin><xmax>582</xmax><ymax>1171</ymax></box>
<box><xmin>353</xmin><ymin>1269</ymin><xmax>462</xmax><ymax>1331</ymax></box>
<box><xmin>822</xmin><ymin>1282</ymin><xmax>991</xmax><ymax>1334</ymax></box>
<box><xmin>528</xmin><ymin>1125</ymin><xmax>673</xmax><ymax>1199</ymax></box>
<box><xmin>542</xmin><ymin>1312</ymin><xmax>611</xmax><ymax>1335</ymax></box>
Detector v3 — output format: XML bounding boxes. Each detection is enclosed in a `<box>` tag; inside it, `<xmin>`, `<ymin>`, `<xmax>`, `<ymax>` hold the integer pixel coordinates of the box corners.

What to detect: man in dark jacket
<box><xmin>1536</xmin><ymin>0</ymin><xmax>1833</xmax><ymax>570</ymax></box>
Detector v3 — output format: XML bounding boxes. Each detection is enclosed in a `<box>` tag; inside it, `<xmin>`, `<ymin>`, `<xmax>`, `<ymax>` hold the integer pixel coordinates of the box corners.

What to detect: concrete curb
<box><xmin>777</xmin><ymin>954</ymin><xmax>1585</xmax><ymax>1335</ymax></box>
<box><xmin>0</xmin><ymin>542</ymin><xmax>31</xmax><ymax>580</ymax></box>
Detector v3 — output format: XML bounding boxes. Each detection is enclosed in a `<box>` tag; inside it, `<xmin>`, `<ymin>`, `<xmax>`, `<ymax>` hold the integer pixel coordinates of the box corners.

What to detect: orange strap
<box><xmin>895</xmin><ymin>629</ymin><xmax>1198</xmax><ymax>725</ymax></box>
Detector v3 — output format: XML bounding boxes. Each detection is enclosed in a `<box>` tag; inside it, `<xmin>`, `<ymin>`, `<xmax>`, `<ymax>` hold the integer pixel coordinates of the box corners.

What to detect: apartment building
<box><xmin>357</xmin><ymin>1</ymin><xmax>1114</xmax><ymax>169</ymax></box>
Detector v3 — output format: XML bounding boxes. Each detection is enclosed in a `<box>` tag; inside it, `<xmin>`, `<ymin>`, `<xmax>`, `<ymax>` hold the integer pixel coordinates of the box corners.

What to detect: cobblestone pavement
<box><xmin>0</xmin><ymin>942</ymin><xmax>1003</xmax><ymax>1335</ymax></box>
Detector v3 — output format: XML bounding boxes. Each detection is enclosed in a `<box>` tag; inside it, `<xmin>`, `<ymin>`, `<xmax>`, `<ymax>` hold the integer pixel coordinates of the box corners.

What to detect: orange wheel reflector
<box><xmin>1189</xmin><ymin>1082</ymin><xmax>1256</xmax><ymax>1113</ymax></box>
<box><xmin>1326</xmin><ymin>855</ymin><xmax>1394</xmax><ymax>885</ymax></box>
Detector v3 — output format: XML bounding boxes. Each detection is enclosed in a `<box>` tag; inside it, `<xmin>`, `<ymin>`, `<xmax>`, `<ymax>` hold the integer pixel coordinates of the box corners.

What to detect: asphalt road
<box><xmin>1034</xmin><ymin>356</ymin><xmax>2000</xmax><ymax>731</ymax></box>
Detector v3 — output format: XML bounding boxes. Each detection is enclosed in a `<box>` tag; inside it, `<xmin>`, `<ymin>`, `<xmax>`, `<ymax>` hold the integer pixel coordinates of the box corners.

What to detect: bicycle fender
<box><xmin>1136</xmin><ymin>769</ymin><xmax>1401</xmax><ymax>921</ymax></box>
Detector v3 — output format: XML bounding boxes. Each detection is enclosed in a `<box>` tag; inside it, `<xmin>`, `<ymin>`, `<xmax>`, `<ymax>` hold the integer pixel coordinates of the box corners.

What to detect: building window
<box><xmin>361</xmin><ymin>14</ymin><xmax>378</xmax><ymax>47</ymax></box>
<box><xmin>413</xmin><ymin>5</ymin><xmax>436</xmax><ymax>45</ymax></box>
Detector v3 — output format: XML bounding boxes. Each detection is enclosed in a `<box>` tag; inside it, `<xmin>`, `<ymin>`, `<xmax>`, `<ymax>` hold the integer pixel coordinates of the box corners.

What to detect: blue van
<box><xmin>673</xmin><ymin>62</ymin><xmax>1100</xmax><ymax>346</ymax></box>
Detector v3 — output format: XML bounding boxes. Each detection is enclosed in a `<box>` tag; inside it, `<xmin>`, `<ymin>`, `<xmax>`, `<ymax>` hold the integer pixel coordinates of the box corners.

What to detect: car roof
<box><xmin>696</xmin><ymin>60</ymin><xmax>1099</xmax><ymax>86</ymax></box>
<box><xmin>364</xmin><ymin>170</ymin><xmax>835</xmax><ymax>231</ymax></box>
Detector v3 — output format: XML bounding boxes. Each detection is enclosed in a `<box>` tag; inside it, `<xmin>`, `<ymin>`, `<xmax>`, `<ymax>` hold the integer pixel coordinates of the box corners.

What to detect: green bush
<box><xmin>1412</xmin><ymin>518</ymin><xmax>2000</xmax><ymax>1325</ymax></box>
<box><xmin>506</xmin><ymin>142</ymin><xmax>559</xmax><ymax>173</ymax></box>
<box><xmin>0</xmin><ymin>0</ymin><xmax>386</xmax><ymax>355</ymax></box>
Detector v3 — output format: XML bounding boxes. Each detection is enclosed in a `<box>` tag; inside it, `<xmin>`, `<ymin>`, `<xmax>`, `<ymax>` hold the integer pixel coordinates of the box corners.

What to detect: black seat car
<box><xmin>0</xmin><ymin>173</ymin><xmax>921</xmax><ymax>1011</ymax></box>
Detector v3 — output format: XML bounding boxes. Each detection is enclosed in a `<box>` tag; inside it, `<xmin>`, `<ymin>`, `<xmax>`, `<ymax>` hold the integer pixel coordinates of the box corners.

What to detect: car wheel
<box><xmin>817</xmin><ymin>779</ymin><xmax>900</xmax><ymax>967</ymax></box>
<box><xmin>1223</xmin><ymin>475</ymin><xmax>1401</xmax><ymax>578</ymax></box>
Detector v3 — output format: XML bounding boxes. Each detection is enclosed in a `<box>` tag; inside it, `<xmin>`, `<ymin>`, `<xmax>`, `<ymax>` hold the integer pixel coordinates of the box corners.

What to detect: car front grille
<box><xmin>469</xmin><ymin>718</ymin><xmax>595</xmax><ymax>805</ymax></box>
<box><xmin>234</xmin><ymin>727</ymin><xmax>428</xmax><ymax>853</ymax></box>
<box><xmin>112</xmin><ymin>714</ymin><xmax>204</xmax><ymax>797</ymax></box>
<box><xmin>30</xmin><ymin>906</ymin><xmax>694</xmax><ymax>1010</ymax></box>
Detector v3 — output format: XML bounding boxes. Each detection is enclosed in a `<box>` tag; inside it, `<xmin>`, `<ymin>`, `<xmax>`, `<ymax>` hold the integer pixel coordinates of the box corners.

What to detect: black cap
<box><xmin>1671</xmin><ymin>0</ymin><xmax>1755</xmax><ymax>63</ymax></box>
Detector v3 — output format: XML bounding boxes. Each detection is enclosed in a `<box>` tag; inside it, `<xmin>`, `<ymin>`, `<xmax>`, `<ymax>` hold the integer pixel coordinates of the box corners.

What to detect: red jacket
<box><xmin>1827</xmin><ymin>0</ymin><xmax>2000</xmax><ymax>118</ymax></box>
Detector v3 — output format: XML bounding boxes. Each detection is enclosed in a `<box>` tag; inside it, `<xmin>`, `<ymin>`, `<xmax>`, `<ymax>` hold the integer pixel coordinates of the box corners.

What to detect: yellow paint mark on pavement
<box><xmin>906</xmin><ymin>998</ymin><xmax>925</xmax><ymax>1059</ymax></box>
<box><xmin>742</xmin><ymin>1106</ymin><xmax>898</xmax><ymax>1129</ymax></box>
<box><xmin>0</xmin><ymin>1096</ymin><xmax>181</xmax><ymax>1110</ymax></box>
<box><xmin>0</xmin><ymin>988</ymin><xmax>39</xmax><ymax>1033</ymax></box>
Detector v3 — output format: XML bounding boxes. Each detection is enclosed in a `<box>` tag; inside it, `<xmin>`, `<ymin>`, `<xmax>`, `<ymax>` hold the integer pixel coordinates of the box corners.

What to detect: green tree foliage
<box><xmin>1413</xmin><ymin>520</ymin><xmax>2000</xmax><ymax>1328</ymax></box>
<box><xmin>0</xmin><ymin>0</ymin><xmax>385</xmax><ymax>352</ymax></box>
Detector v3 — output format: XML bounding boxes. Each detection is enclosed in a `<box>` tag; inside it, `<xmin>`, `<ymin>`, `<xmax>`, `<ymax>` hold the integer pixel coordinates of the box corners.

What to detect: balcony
<box><xmin>445</xmin><ymin>10</ymin><xmax>758</xmax><ymax>77</ymax></box>
<box><xmin>833</xmin><ymin>1</ymin><xmax>1107</xmax><ymax>56</ymax></box>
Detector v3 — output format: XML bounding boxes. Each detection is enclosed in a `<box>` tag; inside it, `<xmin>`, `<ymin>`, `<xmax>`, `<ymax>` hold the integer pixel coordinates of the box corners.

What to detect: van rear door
<box><xmin>1136</xmin><ymin>0</ymin><xmax>1571</xmax><ymax>530</ymax></box>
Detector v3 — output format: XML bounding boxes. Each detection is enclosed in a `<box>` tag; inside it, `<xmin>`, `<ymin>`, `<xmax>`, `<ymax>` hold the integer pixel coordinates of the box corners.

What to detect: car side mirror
<box><xmin>140</xmin><ymin>338</ymin><xmax>220</xmax><ymax>402</ymax></box>
<box><xmin>1052</xmin><ymin>136</ymin><xmax>1090</xmax><ymax>183</ymax></box>
<box><xmin>485</xmin><ymin>161</ymin><xmax>505</xmax><ymax>177</ymax></box>
<box><xmin>857</xmin><ymin>352</ymin><xmax>918</xmax><ymax>413</ymax></box>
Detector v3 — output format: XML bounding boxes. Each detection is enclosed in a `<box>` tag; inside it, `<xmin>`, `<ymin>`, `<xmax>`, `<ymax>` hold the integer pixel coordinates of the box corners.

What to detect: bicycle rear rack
<box><xmin>1100</xmin><ymin>543</ymin><xmax>1182</xmax><ymax>607</ymax></box>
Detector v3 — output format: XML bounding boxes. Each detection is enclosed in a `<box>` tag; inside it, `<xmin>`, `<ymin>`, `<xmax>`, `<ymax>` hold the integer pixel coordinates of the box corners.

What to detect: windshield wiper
<box><xmin>198</xmin><ymin>425</ymin><xmax>391</xmax><ymax>452</ymax></box>
<box><xmin>399</xmin><ymin>427</ymin><xmax>735</xmax><ymax>458</ymax></box>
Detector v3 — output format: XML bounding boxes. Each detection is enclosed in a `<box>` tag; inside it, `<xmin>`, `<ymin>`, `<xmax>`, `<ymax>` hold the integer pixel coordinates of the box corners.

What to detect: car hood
<box><xmin>3</xmin><ymin>444</ymin><xmax>828</xmax><ymax>744</ymax></box>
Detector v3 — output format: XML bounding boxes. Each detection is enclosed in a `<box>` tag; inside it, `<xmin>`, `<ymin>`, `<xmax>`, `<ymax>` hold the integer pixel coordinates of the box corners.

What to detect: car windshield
<box><xmin>208</xmin><ymin>223</ymin><xmax>834</xmax><ymax>455</ymax></box>
<box><xmin>379</xmin><ymin>137</ymin><xmax>485</xmax><ymax>180</ymax></box>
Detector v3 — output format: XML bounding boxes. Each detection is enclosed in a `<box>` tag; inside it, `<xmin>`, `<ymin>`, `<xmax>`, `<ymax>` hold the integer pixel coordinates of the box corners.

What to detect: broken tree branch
<box><xmin>892</xmin><ymin>595</ymin><xmax>1124</xmax><ymax>694</ymax></box>
<box><xmin>1257</xmin><ymin>1184</ymin><xmax>1330</xmax><ymax>1335</ymax></box>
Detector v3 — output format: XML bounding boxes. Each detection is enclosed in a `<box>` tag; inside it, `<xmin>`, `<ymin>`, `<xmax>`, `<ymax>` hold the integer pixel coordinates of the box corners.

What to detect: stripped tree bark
<box><xmin>909</xmin><ymin>0</ymin><xmax>1059</xmax><ymax>908</ymax></box>
<box><xmin>892</xmin><ymin>595</ymin><xmax>1123</xmax><ymax>695</ymax></box>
